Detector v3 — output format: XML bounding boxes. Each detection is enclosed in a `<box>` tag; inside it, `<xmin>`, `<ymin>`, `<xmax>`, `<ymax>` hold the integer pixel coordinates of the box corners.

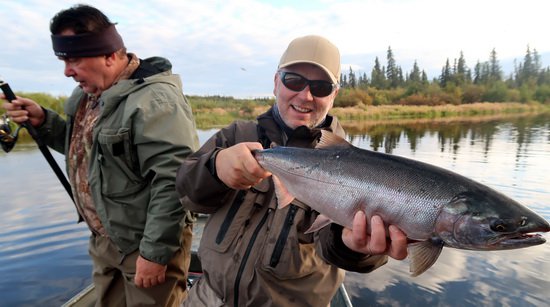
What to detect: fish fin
<box><xmin>317</xmin><ymin>130</ymin><xmax>353</xmax><ymax>149</ymax></box>
<box><xmin>408</xmin><ymin>240</ymin><xmax>444</xmax><ymax>277</ymax></box>
<box><xmin>305</xmin><ymin>215</ymin><xmax>333</xmax><ymax>234</ymax></box>
<box><xmin>272</xmin><ymin>175</ymin><xmax>294</xmax><ymax>208</ymax></box>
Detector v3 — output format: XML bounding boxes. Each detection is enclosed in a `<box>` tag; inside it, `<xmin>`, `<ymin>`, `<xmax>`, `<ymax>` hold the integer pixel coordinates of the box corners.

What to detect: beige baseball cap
<box><xmin>278</xmin><ymin>35</ymin><xmax>341</xmax><ymax>84</ymax></box>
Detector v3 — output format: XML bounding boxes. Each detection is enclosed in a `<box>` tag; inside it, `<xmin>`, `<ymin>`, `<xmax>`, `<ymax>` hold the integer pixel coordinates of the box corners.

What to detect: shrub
<box><xmin>334</xmin><ymin>88</ymin><xmax>372</xmax><ymax>107</ymax></box>
<box><xmin>534</xmin><ymin>85</ymin><xmax>550</xmax><ymax>103</ymax></box>
<box><xmin>398</xmin><ymin>94</ymin><xmax>444</xmax><ymax>106</ymax></box>
<box><xmin>462</xmin><ymin>85</ymin><xmax>485</xmax><ymax>103</ymax></box>
<box><xmin>482</xmin><ymin>82</ymin><xmax>509</xmax><ymax>102</ymax></box>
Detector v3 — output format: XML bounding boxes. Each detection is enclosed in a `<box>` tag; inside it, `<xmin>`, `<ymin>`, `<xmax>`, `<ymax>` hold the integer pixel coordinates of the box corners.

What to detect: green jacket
<box><xmin>37</xmin><ymin>57</ymin><xmax>199</xmax><ymax>264</ymax></box>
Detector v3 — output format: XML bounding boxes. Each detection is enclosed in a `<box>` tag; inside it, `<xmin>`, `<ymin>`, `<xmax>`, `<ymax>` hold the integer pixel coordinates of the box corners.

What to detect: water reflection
<box><xmin>345</xmin><ymin>113</ymin><xmax>550</xmax><ymax>158</ymax></box>
<box><xmin>0</xmin><ymin>113</ymin><xmax>548</xmax><ymax>306</ymax></box>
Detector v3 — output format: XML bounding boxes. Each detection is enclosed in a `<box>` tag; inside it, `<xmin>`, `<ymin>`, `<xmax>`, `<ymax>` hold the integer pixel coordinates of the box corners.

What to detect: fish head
<box><xmin>435</xmin><ymin>191</ymin><xmax>550</xmax><ymax>251</ymax></box>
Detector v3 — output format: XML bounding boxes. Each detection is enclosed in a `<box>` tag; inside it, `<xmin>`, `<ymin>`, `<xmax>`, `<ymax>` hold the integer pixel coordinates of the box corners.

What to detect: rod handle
<box><xmin>0</xmin><ymin>82</ymin><xmax>17</xmax><ymax>102</ymax></box>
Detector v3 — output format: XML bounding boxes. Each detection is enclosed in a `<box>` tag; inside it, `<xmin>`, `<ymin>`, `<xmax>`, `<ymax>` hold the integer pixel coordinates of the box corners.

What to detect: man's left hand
<box><xmin>135</xmin><ymin>255</ymin><xmax>167</xmax><ymax>288</ymax></box>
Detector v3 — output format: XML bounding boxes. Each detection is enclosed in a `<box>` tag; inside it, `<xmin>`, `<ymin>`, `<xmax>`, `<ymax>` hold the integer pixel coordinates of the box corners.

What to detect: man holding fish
<box><xmin>176</xmin><ymin>35</ymin><xmax>408</xmax><ymax>306</ymax></box>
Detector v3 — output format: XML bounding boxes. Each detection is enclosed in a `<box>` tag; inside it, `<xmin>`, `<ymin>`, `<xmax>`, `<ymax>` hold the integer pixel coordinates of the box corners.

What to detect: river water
<box><xmin>0</xmin><ymin>113</ymin><xmax>549</xmax><ymax>306</ymax></box>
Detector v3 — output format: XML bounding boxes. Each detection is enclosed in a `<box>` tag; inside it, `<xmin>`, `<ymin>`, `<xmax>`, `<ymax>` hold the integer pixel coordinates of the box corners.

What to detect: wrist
<box><xmin>207</xmin><ymin>148</ymin><xmax>223</xmax><ymax>183</ymax></box>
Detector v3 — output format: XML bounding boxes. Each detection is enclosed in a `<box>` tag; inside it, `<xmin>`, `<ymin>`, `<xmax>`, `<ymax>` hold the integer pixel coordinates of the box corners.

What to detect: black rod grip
<box><xmin>0</xmin><ymin>82</ymin><xmax>17</xmax><ymax>102</ymax></box>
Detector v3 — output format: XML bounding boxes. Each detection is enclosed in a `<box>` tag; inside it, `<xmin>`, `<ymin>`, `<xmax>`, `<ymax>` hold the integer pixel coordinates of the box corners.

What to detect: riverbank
<box><xmin>4</xmin><ymin>99</ymin><xmax>549</xmax><ymax>133</ymax></box>
<box><xmin>330</xmin><ymin>101</ymin><xmax>548</xmax><ymax>120</ymax></box>
<box><xmin>192</xmin><ymin>101</ymin><xmax>550</xmax><ymax>128</ymax></box>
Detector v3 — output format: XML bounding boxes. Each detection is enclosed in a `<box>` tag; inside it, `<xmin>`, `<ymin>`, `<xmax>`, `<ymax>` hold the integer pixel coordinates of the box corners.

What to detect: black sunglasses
<box><xmin>279</xmin><ymin>71</ymin><xmax>336</xmax><ymax>98</ymax></box>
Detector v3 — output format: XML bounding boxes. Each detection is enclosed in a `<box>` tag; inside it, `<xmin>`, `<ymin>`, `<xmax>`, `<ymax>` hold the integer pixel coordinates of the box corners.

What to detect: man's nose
<box><xmin>64</xmin><ymin>63</ymin><xmax>74</xmax><ymax>77</ymax></box>
<box><xmin>298</xmin><ymin>85</ymin><xmax>314</xmax><ymax>101</ymax></box>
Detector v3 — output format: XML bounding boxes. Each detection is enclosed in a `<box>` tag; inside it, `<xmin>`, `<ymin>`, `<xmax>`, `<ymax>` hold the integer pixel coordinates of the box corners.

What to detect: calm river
<box><xmin>0</xmin><ymin>112</ymin><xmax>549</xmax><ymax>306</ymax></box>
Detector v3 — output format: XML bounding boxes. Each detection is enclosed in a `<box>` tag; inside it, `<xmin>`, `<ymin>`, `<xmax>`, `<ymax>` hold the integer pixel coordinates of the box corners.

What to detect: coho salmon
<box><xmin>253</xmin><ymin>130</ymin><xmax>550</xmax><ymax>276</ymax></box>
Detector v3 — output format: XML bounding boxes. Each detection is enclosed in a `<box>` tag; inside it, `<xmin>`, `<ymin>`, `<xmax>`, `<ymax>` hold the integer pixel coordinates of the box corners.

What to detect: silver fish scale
<box><xmin>255</xmin><ymin>138</ymin><xmax>550</xmax><ymax>275</ymax></box>
<box><xmin>257</xmin><ymin>145</ymin><xmax>463</xmax><ymax>240</ymax></box>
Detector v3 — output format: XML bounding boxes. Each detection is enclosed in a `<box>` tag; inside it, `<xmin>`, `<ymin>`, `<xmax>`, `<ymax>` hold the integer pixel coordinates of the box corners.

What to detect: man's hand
<box><xmin>215</xmin><ymin>142</ymin><xmax>271</xmax><ymax>190</ymax></box>
<box><xmin>342</xmin><ymin>211</ymin><xmax>408</xmax><ymax>260</ymax></box>
<box><xmin>1</xmin><ymin>94</ymin><xmax>45</xmax><ymax>127</ymax></box>
<box><xmin>134</xmin><ymin>255</ymin><xmax>167</xmax><ymax>288</ymax></box>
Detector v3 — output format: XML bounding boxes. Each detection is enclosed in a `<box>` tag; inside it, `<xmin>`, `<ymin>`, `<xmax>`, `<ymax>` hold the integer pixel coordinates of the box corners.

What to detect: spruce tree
<box><xmin>489</xmin><ymin>48</ymin><xmax>502</xmax><ymax>82</ymax></box>
<box><xmin>371</xmin><ymin>57</ymin><xmax>386</xmax><ymax>89</ymax></box>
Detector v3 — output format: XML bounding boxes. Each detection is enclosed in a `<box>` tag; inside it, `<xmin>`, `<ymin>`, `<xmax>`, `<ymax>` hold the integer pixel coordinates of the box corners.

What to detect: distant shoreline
<box><xmin>192</xmin><ymin>101</ymin><xmax>550</xmax><ymax>129</ymax></box>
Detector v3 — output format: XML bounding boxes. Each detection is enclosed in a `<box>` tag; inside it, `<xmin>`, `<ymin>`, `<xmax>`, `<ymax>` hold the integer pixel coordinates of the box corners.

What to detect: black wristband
<box><xmin>207</xmin><ymin>149</ymin><xmax>223</xmax><ymax>183</ymax></box>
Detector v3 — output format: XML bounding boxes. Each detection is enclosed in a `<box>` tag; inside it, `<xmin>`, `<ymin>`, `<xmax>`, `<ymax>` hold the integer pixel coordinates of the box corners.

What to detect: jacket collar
<box><xmin>256</xmin><ymin>106</ymin><xmax>342</xmax><ymax>148</ymax></box>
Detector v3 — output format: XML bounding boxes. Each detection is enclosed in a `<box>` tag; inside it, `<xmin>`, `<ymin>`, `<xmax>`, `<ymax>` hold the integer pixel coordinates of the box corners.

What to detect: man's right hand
<box><xmin>1</xmin><ymin>94</ymin><xmax>45</xmax><ymax>127</ymax></box>
<box><xmin>215</xmin><ymin>142</ymin><xmax>271</xmax><ymax>190</ymax></box>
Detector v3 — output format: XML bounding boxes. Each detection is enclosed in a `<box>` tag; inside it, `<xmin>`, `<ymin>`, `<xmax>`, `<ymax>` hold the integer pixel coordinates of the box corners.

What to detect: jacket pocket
<box><xmin>201</xmin><ymin>181</ymin><xmax>269</xmax><ymax>254</ymax></box>
<box><xmin>97</xmin><ymin>128</ymin><xmax>145</xmax><ymax>197</ymax></box>
<box><xmin>259</xmin><ymin>204</ymin><xmax>322</xmax><ymax>280</ymax></box>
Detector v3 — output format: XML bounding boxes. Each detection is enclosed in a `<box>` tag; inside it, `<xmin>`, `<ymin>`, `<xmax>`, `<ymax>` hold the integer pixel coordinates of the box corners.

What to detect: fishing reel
<box><xmin>0</xmin><ymin>114</ymin><xmax>21</xmax><ymax>152</ymax></box>
<box><xmin>0</xmin><ymin>80</ymin><xmax>21</xmax><ymax>152</ymax></box>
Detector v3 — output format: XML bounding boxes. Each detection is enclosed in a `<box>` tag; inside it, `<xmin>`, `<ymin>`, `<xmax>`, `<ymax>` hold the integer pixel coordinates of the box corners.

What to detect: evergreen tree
<box><xmin>474</xmin><ymin>61</ymin><xmax>482</xmax><ymax>84</ymax></box>
<box><xmin>456</xmin><ymin>51</ymin><xmax>469</xmax><ymax>85</ymax></box>
<box><xmin>518</xmin><ymin>46</ymin><xmax>533</xmax><ymax>86</ymax></box>
<box><xmin>421</xmin><ymin>70</ymin><xmax>428</xmax><ymax>84</ymax></box>
<box><xmin>480</xmin><ymin>62</ymin><xmax>491</xmax><ymax>84</ymax></box>
<box><xmin>371</xmin><ymin>57</ymin><xmax>386</xmax><ymax>89</ymax></box>
<box><xmin>533</xmin><ymin>48</ymin><xmax>542</xmax><ymax>72</ymax></box>
<box><xmin>348</xmin><ymin>67</ymin><xmax>357</xmax><ymax>88</ymax></box>
<box><xmin>515</xmin><ymin>46</ymin><xmax>544</xmax><ymax>87</ymax></box>
<box><xmin>386</xmin><ymin>46</ymin><xmax>400</xmax><ymax>88</ymax></box>
<box><xmin>359</xmin><ymin>72</ymin><xmax>369</xmax><ymax>88</ymax></box>
<box><xmin>539</xmin><ymin>67</ymin><xmax>550</xmax><ymax>85</ymax></box>
<box><xmin>341</xmin><ymin>74</ymin><xmax>348</xmax><ymax>88</ymax></box>
<box><xmin>440</xmin><ymin>58</ymin><xmax>452</xmax><ymax>87</ymax></box>
<box><xmin>523</xmin><ymin>46</ymin><xmax>534</xmax><ymax>78</ymax></box>
<box><xmin>397</xmin><ymin>67</ymin><xmax>404</xmax><ymax>86</ymax></box>
<box><xmin>489</xmin><ymin>48</ymin><xmax>502</xmax><ymax>82</ymax></box>
<box><xmin>532</xmin><ymin>48</ymin><xmax>544</xmax><ymax>85</ymax></box>
<box><xmin>405</xmin><ymin>61</ymin><xmax>423</xmax><ymax>95</ymax></box>
<box><xmin>408</xmin><ymin>61</ymin><xmax>421</xmax><ymax>83</ymax></box>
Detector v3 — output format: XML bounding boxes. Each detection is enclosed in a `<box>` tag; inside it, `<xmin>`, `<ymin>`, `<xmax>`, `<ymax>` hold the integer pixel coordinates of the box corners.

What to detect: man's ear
<box><xmin>104</xmin><ymin>53</ymin><xmax>117</xmax><ymax>66</ymax></box>
<box><xmin>273</xmin><ymin>72</ymin><xmax>280</xmax><ymax>96</ymax></box>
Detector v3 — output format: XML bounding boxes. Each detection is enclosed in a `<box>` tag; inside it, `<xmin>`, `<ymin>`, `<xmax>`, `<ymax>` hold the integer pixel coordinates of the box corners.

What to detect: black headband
<box><xmin>51</xmin><ymin>24</ymin><xmax>125</xmax><ymax>58</ymax></box>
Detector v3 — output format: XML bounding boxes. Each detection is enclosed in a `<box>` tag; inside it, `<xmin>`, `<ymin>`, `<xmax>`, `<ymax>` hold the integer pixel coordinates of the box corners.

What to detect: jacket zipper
<box><xmin>216</xmin><ymin>190</ymin><xmax>246</xmax><ymax>244</ymax></box>
<box><xmin>234</xmin><ymin>207</ymin><xmax>272</xmax><ymax>307</ymax></box>
<box><xmin>269</xmin><ymin>205</ymin><xmax>298</xmax><ymax>267</ymax></box>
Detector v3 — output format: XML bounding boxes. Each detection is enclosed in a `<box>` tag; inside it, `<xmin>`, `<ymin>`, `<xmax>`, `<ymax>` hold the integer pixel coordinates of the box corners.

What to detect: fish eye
<box><xmin>490</xmin><ymin>219</ymin><xmax>508</xmax><ymax>232</ymax></box>
<box><xmin>519</xmin><ymin>217</ymin><xmax>527</xmax><ymax>227</ymax></box>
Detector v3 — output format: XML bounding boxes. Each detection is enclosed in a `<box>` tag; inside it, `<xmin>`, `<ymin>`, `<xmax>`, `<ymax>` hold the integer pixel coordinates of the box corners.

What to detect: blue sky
<box><xmin>1</xmin><ymin>0</ymin><xmax>549</xmax><ymax>98</ymax></box>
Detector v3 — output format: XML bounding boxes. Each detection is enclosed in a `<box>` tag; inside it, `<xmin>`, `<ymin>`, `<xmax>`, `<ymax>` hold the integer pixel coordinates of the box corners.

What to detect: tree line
<box><xmin>335</xmin><ymin>46</ymin><xmax>550</xmax><ymax>107</ymax></box>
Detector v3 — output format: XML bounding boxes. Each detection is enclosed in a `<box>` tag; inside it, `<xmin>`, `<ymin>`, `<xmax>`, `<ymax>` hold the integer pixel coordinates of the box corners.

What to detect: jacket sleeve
<box><xmin>176</xmin><ymin>122</ymin><xmax>240</xmax><ymax>214</ymax></box>
<box><xmin>36</xmin><ymin>108</ymin><xmax>68</xmax><ymax>154</ymax></box>
<box><xmin>36</xmin><ymin>86</ymin><xmax>85</xmax><ymax>154</ymax></box>
<box><xmin>316</xmin><ymin>223</ymin><xmax>388</xmax><ymax>273</ymax></box>
<box><xmin>132</xmin><ymin>88</ymin><xmax>200</xmax><ymax>264</ymax></box>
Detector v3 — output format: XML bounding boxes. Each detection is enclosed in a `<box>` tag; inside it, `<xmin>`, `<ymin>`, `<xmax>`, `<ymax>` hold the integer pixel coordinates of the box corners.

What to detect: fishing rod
<box><xmin>0</xmin><ymin>79</ymin><xmax>74</xmax><ymax>203</ymax></box>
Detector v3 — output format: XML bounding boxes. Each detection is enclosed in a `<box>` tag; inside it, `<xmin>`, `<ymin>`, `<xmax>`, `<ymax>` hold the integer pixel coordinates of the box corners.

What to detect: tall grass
<box><xmin>187</xmin><ymin>95</ymin><xmax>273</xmax><ymax>128</ymax></box>
<box><xmin>329</xmin><ymin>102</ymin><xmax>548</xmax><ymax>121</ymax></box>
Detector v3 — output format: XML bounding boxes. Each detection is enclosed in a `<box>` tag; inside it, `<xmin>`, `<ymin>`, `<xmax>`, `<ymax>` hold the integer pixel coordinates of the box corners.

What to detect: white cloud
<box><xmin>1</xmin><ymin>0</ymin><xmax>549</xmax><ymax>97</ymax></box>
